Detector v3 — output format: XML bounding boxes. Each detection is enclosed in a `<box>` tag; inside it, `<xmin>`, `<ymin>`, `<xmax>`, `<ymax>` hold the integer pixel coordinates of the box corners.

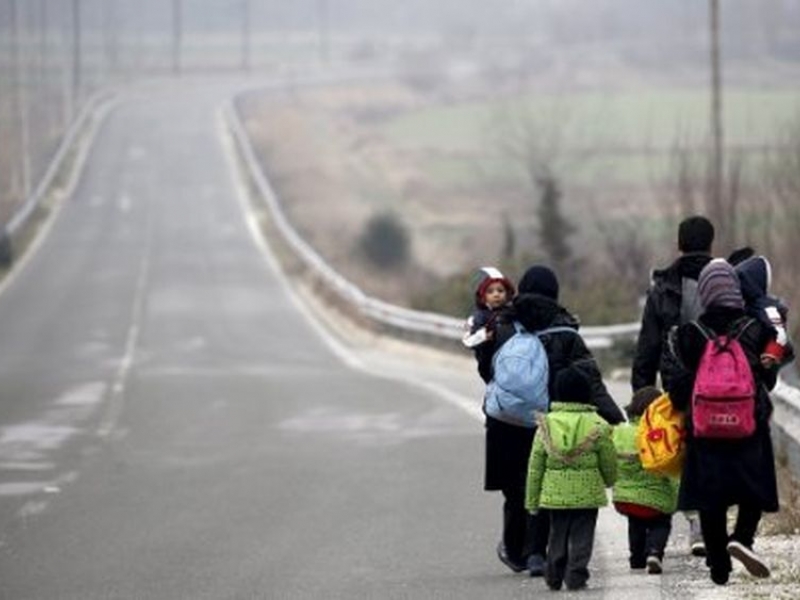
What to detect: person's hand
<box><xmin>760</xmin><ymin>353</ymin><xmax>778</xmax><ymax>369</ymax></box>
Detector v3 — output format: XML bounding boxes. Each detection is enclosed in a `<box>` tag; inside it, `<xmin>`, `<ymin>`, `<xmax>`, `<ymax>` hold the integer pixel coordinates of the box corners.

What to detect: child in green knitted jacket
<box><xmin>525</xmin><ymin>366</ymin><xmax>617</xmax><ymax>591</ymax></box>
<box><xmin>612</xmin><ymin>386</ymin><xmax>679</xmax><ymax>574</ymax></box>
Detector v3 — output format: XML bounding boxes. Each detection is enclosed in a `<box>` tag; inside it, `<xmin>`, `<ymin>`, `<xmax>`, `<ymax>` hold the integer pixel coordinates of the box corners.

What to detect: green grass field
<box><xmin>381</xmin><ymin>88</ymin><xmax>800</xmax><ymax>149</ymax></box>
<box><xmin>378</xmin><ymin>87</ymin><xmax>800</xmax><ymax>187</ymax></box>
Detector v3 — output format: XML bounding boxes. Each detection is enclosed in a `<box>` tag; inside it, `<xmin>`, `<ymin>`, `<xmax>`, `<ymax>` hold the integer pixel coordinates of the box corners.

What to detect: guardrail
<box><xmin>225</xmin><ymin>88</ymin><xmax>800</xmax><ymax>484</ymax></box>
<box><xmin>5</xmin><ymin>91</ymin><xmax>116</xmax><ymax>241</ymax></box>
<box><xmin>223</xmin><ymin>97</ymin><xmax>640</xmax><ymax>350</ymax></box>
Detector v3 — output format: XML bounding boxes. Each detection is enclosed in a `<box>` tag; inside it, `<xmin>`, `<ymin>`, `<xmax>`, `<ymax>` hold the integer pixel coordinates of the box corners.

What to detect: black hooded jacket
<box><xmin>665</xmin><ymin>306</ymin><xmax>779</xmax><ymax>512</ymax></box>
<box><xmin>479</xmin><ymin>292</ymin><xmax>625</xmax><ymax>426</ymax></box>
<box><xmin>631</xmin><ymin>253</ymin><xmax>712</xmax><ymax>391</ymax></box>
<box><xmin>736</xmin><ymin>256</ymin><xmax>795</xmax><ymax>366</ymax></box>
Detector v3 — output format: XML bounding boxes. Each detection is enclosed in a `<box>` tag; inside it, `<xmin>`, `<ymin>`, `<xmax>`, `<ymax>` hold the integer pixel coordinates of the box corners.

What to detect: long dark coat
<box><xmin>482</xmin><ymin>293</ymin><xmax>624</xmax><ymax>491</ymax></box>
<box><xmin>667</xmin><ymin>306</ymin><xmax>780</xmax><ymax>512</ymax></box>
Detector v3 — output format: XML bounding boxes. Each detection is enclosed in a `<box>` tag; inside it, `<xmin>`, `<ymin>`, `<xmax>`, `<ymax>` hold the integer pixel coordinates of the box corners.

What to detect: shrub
<box><xmin>357</xmin><ymin>212</ymin><xmax>411</xmax><ymax>270</ymax></box>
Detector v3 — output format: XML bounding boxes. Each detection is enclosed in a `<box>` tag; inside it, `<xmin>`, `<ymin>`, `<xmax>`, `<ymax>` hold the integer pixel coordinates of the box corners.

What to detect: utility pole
<box><xmin>11</xmin><ymin>0</ymin><xmax>32</xmax><ymax>200</ymax></box>
<box><xmin>172</xmin><ymin>0</ymin><xmax>182</xmax><ymax>76</ymax></box>
<box><xmin>72</xmin><ymin>0</ymin><xmax>82</xmax><ymax>112</ymax></box>
<box><xmin>241</xmin><ymin>0</ymin><xmax>251</xmax><ymax>72</ymax></box>
<box><xmin>104</xmin><ymin>0</ymin><xmax>119</xmax><ymax>75</ymax></box>
<box><xmin>709</xmin><ymin>0</ymin><xmax>724</xmax><ymax>235</ymax></box>
<box><xmin>39</xmin><ymin>0</ymin><xmax>49</xmax><ymax>81</ymax></box>
<box><xmin>317</xmin><ymin>0</ymin><xmax>330</xmax><ymax>65</ymax></box>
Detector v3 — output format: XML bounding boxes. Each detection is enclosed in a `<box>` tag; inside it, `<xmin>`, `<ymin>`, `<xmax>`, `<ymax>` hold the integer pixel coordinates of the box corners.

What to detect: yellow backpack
<box><xmin>636</xmin><ymin>393</ymin><xmax>686</xmax><ymax>477</ymax></box>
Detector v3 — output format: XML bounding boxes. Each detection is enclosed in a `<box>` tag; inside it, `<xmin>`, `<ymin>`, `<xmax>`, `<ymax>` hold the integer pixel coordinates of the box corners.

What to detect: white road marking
<box><xmin>118</xmin><ymin>193</ymin><xmax>132</xmax><ymax>213</ymax></box>
<box><xmin>54</xmin><ymin>381</ymin><xmax>106</xmax><ymax>406</ymax></box>
<box><xmin>219</xmin><ymin>107</ymin><xmax>365</xmax><ymax>372</ymax></box>
<box><xmin>218</xmin><ymin>106</ymin><xmax>481</xmax><ymax>423</ymax></box>
<box><xmin>96</xmin><ymin>187</ymin><xmax>152</xmax><ymax>439</ymax></box>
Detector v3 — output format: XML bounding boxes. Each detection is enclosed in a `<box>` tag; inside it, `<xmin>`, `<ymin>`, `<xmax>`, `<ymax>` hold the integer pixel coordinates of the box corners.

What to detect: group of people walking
<box><xmin>463</xmin><ymin>215</ymin><xmax>793</xmax><ymax>590</ymax></box>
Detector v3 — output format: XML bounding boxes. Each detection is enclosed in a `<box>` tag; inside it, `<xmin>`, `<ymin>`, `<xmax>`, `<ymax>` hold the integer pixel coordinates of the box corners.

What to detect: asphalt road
<box><xmin>0</xmin><ymin>77</ymin><xmax>741</xmax><ymax>599</ymax></box>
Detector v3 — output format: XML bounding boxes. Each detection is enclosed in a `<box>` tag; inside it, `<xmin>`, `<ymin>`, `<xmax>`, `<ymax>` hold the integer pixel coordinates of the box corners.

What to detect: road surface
<box><xmin>0</xmin><ymin>77</ymin><xmax>777</xmax><ymax>599</ymax></box>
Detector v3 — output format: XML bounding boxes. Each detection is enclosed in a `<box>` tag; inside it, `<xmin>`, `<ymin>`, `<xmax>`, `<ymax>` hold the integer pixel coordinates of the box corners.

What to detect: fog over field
<box><xmin>2</xmin><ymin>0</ymin><xmax>800</xmax><ymax>326</ymax></box>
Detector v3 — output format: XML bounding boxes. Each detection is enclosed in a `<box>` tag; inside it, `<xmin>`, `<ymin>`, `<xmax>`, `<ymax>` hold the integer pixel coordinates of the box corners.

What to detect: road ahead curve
<box><xmin>0</xmin><ymin>77</ymin><xmax>758</xmax><ymax>600</ymax></box>
<box><xmin>0</xmin><ymin>77</ymin><xmax>500</xmax><ymax>600</ymax></box>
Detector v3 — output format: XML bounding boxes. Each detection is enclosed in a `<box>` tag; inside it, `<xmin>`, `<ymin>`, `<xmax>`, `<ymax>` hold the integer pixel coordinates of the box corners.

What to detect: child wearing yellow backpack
<box><xmin>612</xmin><ymin>386</ymin><xmax>679</xmax><ymax>574</ymax></box>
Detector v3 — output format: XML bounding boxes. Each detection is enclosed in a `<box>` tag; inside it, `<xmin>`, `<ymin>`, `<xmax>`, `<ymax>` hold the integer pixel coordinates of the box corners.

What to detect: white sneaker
<box><xmin>690</xmin><ymin>540</ymin><xmax>707</xmax><ymax>557</ymax></box>
<box><xmin>688</xmin><ymin>517</ymin><xmax>707</xmax><ymax>557</ymax></box>
<box><xmin>727</xmin><ymin>541</ymin><xmax>770</xmax><ymax>578</ymax></box>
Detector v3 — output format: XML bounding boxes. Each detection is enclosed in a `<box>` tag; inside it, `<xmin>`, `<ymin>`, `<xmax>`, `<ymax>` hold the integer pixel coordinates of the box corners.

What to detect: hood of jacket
<box><xmin>735</xmin><ymin>255</ymin><xmax>771</xmax><ymax>304</ymax></box>
<box><xmin>512</xmin><ymin>293</ymin><xmax>579</xmax><ymax>332</ymax></box>
<box><xmin>539</xmin><ymin>403</ymin><xmax>602</xmax><ymax>460</ymax></box>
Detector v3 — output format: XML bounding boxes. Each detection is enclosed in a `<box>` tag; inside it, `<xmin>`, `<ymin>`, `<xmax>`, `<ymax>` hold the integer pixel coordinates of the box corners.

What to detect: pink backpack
<box><xmin>691</xmin><ymin>319</ymin><xmax>757</xmax><ymax>439</ymax></box>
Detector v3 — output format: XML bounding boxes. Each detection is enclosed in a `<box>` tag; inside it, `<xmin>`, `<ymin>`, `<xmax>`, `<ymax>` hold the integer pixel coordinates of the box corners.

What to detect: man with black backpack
<box><xmin>631</xmin><ymin>215</ymin><xmax>715</xmax><ymax>556</ymax></box>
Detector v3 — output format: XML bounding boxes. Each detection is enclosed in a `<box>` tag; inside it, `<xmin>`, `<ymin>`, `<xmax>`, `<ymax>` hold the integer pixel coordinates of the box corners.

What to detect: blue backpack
<box><xmin>484</xmin><ymin>322</ymin><xmax>577</xmax><ymax>428</ymax></box>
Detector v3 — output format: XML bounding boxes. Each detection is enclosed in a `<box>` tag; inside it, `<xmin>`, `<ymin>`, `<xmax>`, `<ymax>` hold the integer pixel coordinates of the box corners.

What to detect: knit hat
<box><xmin>678</xmin><ymin>216</ymin><xmax>714</xmax><ymax>253</ymax></box>
<box><xmin>554</xmin><ymin>365</ymin><xmax>593</xmax><ymax>404</ymax></box>
<box><xmin>473</xmin><ymin>267</ymin><xmax>515</xmax><ymax>306</ymax></box>
<box><xmin>517</xmin><ymin>265</ymin><xmax>559</xmax><ymax>300</ymax></box>
<box><xmin>697</xmin><ymin>258</ymin><xmax>744</xmax><ymax>310</ymax></box>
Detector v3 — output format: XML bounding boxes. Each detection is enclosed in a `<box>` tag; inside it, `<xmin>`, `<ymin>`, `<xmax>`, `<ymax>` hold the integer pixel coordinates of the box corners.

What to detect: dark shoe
<box><xmin>496</xmin><ymin>542</ymin><xmax>526</xmax><ymax>573</ymax></box>
<box><xmin>710</xmin><ymin>567</ymin><xmax>730</xmax><ymax>585</ymax></box>
<box><xmin>646</xmin><ymin>556</ymin><xmax>663</xmax><ymax>574</ymax></box>
<box><xmin>545</xmin><ymin>579</ymin><xmax>562</xmax><ymax>591</ymax></box>
<box><xmin>527</xmin><ymin>553</ymin><xmax>545</xmax><ymax>577</ymax></box>
<box><xmin>566</xmin><ymin>581</ymin><xmax>588</xmax><ymax>591</ymax></box>
<box><xmin>727</xmin><ymin>541</ymin><xmax>770</xmax><ymax>578</ymax></box>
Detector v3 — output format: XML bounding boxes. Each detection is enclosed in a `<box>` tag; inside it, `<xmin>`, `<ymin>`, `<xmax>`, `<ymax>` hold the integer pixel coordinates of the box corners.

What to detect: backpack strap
<box><xmin>535</xmin><ymin>325</ymin><xmax>579</xmax><ymax>337</ymax></box>
<box><xmin>690</xmin><ymin>320</ymin><xmax>713</xmax><ymax>341</ymax></box>
<box><xmin>509</xmin><ymin>323</ymin><xmax>577</xmax><ymax>337</ymax></box>
<box><xmin>729</xmin><ymin>317</ymin><xmax>756</xmax><ymax>341</ymax></box>
<box><xmin>692</xmin><ymin>318</ymin><xmax>755</xmax><ymax>351</ymax></box>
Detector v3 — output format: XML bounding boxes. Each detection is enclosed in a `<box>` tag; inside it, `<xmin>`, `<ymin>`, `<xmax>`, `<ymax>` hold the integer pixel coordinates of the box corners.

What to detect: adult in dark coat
<box><xmin>631</xmin><ymin>215</ymin><xmax>715</xmax><ymax>556</ymax></box>
<box><xmin>667</xmin><ymin>259</ymin><xmax>779</xmax><ymax>586</ymax></box>
<box><xmin>632</xmin><ymin>216</ymin><xmax>715</xmax><ymax>392</ymax></box>
<box><xmin>479</xmin><ymin>265</ymin><xmax>625</xmax><ymax>576</ymax></box>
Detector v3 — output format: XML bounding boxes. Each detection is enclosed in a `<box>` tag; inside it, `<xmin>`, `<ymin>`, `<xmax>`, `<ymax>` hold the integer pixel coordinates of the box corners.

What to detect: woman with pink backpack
<box><xmin>666</xmin><ymin>259</ymin><xmax>781</xmax><ymax>586</ymax></box>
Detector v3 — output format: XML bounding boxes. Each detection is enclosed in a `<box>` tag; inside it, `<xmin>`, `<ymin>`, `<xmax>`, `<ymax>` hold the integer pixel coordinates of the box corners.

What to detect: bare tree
<box><xmin>709</xmin><ymin>0</ymin><xmax>724</xmax><ymax>224</ymax></box>
<box><xmin>487</xmin><ymin>98</ymin><xmax>583</xmax><ymax>275</ymax></box>
<box><xmin>535</xmin><ymin>173</ymin><xmax>575</xmax><ymax>275</ymax></box>
<box><xmin>595</xmin><ymin>217</ymin><xmax>652</xmax><ymax>293</ymax></box>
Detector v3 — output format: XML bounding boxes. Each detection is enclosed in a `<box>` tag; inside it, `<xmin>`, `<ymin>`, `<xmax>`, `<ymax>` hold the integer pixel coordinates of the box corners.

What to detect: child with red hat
<box><xmin>463</xmin><ymin>266</ymin><xmax>515</xmax><ymax>348</ymax></box>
